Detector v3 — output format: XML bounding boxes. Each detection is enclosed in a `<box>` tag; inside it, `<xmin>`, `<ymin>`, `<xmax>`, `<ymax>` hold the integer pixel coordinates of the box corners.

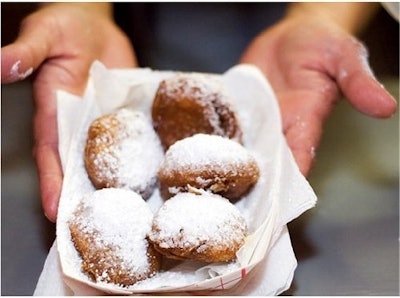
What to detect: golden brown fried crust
<box><xmin>158</xmin><ymin>158</ymin><xmax>260</xmax><ymax>201</ymax></box>
<box><xmin>152</xmin><ymin>77</ymin><xmax>242</xmax><ymax>150</ymax></box>
<box><xmin>148</xmin><ymin>229</ymin><xmax>244</xmax><ymax>263</ymax></box>
<box><xmin>84</xmin><ymin>113</ymin><xmax>122</xmax><ymax>189</ymax></box>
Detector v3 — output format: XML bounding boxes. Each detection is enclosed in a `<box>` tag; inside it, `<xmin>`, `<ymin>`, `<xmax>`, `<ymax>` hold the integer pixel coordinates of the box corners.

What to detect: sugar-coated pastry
<box><xmin>158</xmin><ymin>134</ymin><xmax>260</xmax><ymax>201</ymax></box>
<box><xmin>69</xmin><ymin>188</ymin><xmax>161</xmax><ymax>287</ymax></box>
<box><xmin>84</xmin><ymin>108</ymin><xmax>163</xmax><ymax>199</ymax></box>
<box><xmin>152</xmin><ymin>73</ymin><xmax>242</xmax><ymax>149</ymax></box>
<box><xmin>148</xmin><ymin>191</ymin><xmax>247</xmax><ymax>263</ymax></box>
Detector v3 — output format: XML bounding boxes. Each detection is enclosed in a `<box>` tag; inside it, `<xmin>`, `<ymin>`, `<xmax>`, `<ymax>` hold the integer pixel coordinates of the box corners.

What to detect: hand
<box><xmin>1</xmin><ymin>3</ymin><xmax>137</xmax><ymax>222</ymax></box>
<box><xmin>240</xmin><ymin>7</ymin><xmax>397</xmax><ymax>177</ymax></box>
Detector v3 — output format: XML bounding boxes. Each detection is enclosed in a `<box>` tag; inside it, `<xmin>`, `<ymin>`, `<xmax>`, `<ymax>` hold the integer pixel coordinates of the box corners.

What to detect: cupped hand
<box><xmin>240</xmin><ymin>14</ymin><xmax>397</xmax><ymax>177</ymax></box>
<box><xmin>1</xmin><ymin>3</ymin><xmax>138</xmax><ymax>222</ymax></box>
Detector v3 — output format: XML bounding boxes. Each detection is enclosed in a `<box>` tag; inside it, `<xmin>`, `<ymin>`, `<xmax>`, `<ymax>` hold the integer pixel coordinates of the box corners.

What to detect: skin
<box><xmin>1</xmin><ymin>3</ymin><xmax>397</xmax><ymax>222</ymax></box>
<box><xmin>240</xmin><ymin>2</ymin><xmax>397</xmax><ymax>176</ymax></box>
<box><xmin>1</xmin><ymin>3</ymin><xmax>137</xmax><ymax>222</ymax></box>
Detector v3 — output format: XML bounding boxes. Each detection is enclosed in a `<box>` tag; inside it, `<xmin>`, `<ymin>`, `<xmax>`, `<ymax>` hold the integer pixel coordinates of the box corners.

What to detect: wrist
<box><xmin>285</xmin><ymin>2</ymin><xmax>379</xmax><ymax>35</ymax></box>
<box><xmin>39</xmin><ymin>2</ymin><xmax>113</xmax><ymax>20</ymax></box>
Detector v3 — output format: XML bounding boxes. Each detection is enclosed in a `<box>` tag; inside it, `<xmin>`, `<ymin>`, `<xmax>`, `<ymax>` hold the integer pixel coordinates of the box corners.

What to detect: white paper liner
<box><xmin>55</xmin><ymin>61</ymin><xmax>317</xmax><ymax>295</ymax></box>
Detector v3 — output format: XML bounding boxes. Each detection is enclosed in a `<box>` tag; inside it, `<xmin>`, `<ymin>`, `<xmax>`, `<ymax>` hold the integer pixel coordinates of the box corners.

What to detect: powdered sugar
<box><xmin>161</xmin><ymin>134</ymin><xmax>255</xmax><ymax>174</ymax></box>
<box><xmin>161</xmin><ymin>72</ymin><xmax>229</xmax><ymax>104</ymax></box>
<box><xmin>72</xmin><ymin>188</ymin><xmax>154</xmax><ymax>281</ymax></box>
<box><xmin>115</xmin><ymin>110</ymin><xmax>163</xmax><ymax>193</ymax></box>
<box><xmin>9</xmin><ymin>60</ymin><xmax>33</xmax><ymax>80</ymax></box>
<box><xmin>87</xmin><ymin>109</ymin><xmax>163</xmax><ymax>197</ymax></box>
<box><xmin>149</xmin><ymin>191</ymin><xmax>247</xmax><ymax>252</ymax></box>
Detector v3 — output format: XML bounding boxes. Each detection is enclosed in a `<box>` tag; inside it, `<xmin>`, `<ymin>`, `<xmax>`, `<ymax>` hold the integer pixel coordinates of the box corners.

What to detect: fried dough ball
<box><xmin>158</xmin><ymin>134</ymin><xmax>260</xmax><ymax>201</ymax></box>
<box><xmin>152</xmin><ymin>73</ymin><xmax>242</xmax><ymax>149</ymax></box>
<box><xmin>84</xmin><ymin>108</ymin><xmax>163</xmax><ymax>199</ymax></box>
<box><xmin>147</xmin><ymin>191</ymin><xmax>247</xmax><ymax>263</ymax></box>
<box><xmin>69</xmin><ymin>188</ymin><xmax>161</xmax><ymax>287</ymax></box>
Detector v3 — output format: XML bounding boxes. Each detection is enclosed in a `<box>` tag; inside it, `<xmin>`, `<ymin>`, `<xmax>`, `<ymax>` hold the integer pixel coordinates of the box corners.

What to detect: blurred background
<box><xmin>2</xmin><ymin>2</ymin><xmax>399</xmax><ymax>295</ymax></box>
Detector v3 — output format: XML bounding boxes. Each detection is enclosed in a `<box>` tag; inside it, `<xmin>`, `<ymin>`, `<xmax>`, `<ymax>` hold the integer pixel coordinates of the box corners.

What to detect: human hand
<box><xmin>240</xmin><ymin>4</ymin><xmax>397</xmax><ymax>177</ymax></box>
<box><xmin>1</xmin><ymin>3</ymin><xmax>137</xmax><ymax>222</ymax></box>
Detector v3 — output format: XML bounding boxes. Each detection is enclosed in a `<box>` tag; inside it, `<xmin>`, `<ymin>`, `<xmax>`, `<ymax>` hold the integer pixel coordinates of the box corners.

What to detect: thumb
<box><xmin>335</xmin><ymin>39</ymin><xmax>397</xmax><ymax>118</ymax></box>
<box><xmin>1</xmin><ymin>17</ymin><xmax>52</xmax><ymax>83</ymax></box>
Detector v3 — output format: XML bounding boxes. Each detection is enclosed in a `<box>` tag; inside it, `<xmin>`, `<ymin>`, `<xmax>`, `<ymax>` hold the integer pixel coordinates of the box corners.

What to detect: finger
<box><xmin>32</xmin><ymin>66</ymin><xmax>80</xmax><ymax>222</ymax></box>
<box><xmin>32</xmin><ymin>76</ymin><xmax>63</xmax><ymax>222</ymax></box>
<box><xmin>284</xmin><ymin>111</ymin><xmax>321</xmax><ymax>177</ymax></box>
<box><xmin>335</xmin><ymin>39</ymin><xmax>397</xmax><ymax>118</ymax></box>
<box><xmin>1</xmin><ymin>48</ymin><xmax>34</xmax><ymax>83</ymax></box>
<box><xmin>33</xmin><ymin>137</ymin><xmax>63</xmax><ymax>223</ymax></box>
<box><xmin>279</xmin><ymin>89</ymin><xmax>336</xmax><ymax>177</ymax></box>
<box><xmin>1</xmin><ymin>14</ymin><xmax>52</xmax><ymax>83</ymax></box>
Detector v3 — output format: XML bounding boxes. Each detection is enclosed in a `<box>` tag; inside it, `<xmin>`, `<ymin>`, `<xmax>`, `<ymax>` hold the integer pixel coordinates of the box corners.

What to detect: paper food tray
<box><xmin>56</xmin><ymin>61</ymin><xmax>317</xmax><ymax>295</ymax></box>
